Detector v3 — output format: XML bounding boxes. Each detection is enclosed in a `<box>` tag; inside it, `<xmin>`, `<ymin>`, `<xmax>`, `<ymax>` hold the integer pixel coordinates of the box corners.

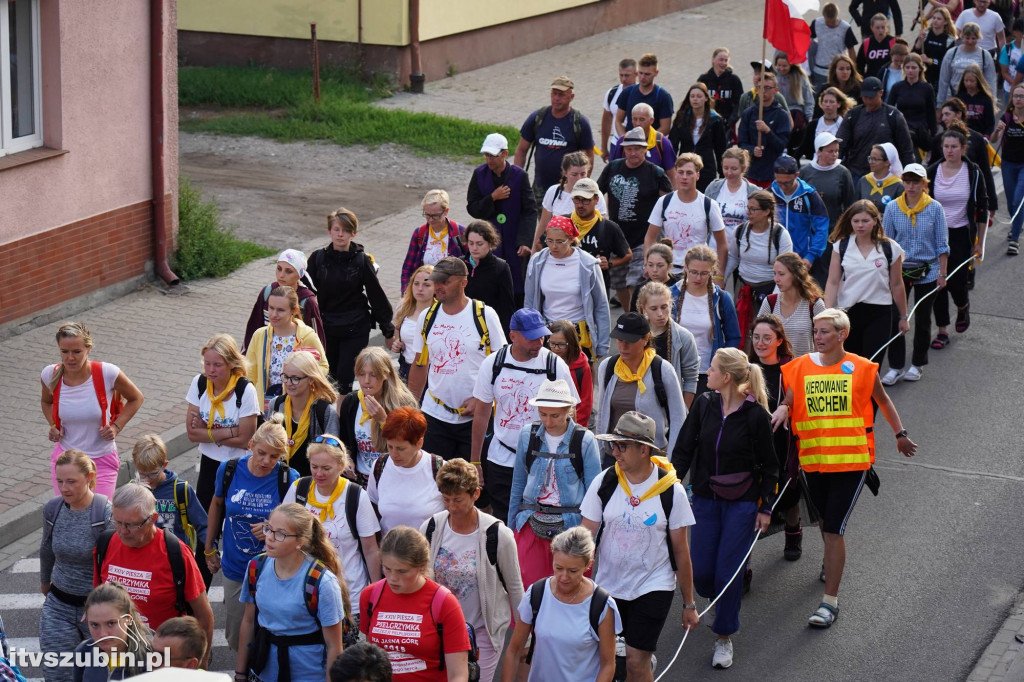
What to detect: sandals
<box><xmin>809</xmin><ymin>602</ymin><xmax>839</xmax><ymax>628</ymax></box>
<box><xmin>956</xmin><ymin>304</ymin><xmax>971</xmax><ymax>333</ymax></box>
<box><xmin>930</xmin><ymin>333</ymin><xmax>950</xmax><ymax>350</ymax></box>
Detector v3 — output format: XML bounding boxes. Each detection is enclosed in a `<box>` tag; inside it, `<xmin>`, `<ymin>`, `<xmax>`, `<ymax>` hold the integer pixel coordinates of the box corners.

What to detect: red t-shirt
<box><xmin>95</xmin><ymin>531</ymin><xmax>204</xmax><ymax>628</ymax></box>
<box><xmin>359</xmin><ymin>579</ymin><xmax>470</xmax><ymax>681</ymax></box>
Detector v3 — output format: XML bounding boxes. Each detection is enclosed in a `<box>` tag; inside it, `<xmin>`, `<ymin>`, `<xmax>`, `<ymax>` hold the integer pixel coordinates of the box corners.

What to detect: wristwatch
<box><xmin>895</xmin><ymin>429</ymin><xmax>909</xmax><ymax>439</ymax></box>
<box><xmin>683</xmin><ymin>602</ymin><xmax>697</xmax><ymax>611</ymax></box>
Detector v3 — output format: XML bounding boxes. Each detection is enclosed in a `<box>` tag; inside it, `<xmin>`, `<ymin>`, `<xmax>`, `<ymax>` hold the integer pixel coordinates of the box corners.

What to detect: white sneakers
<box><xmin>882</xmin><ymin>366</ymin><xmax>923</xmax><ymax>385</ymax></box>
<box><xmin>712</xmin><ymin>637</ymin><xmax>734</xmax><ymax>669</ymax></box>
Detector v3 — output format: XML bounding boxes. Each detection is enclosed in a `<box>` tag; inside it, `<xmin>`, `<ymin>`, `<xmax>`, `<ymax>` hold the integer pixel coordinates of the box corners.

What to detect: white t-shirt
<box><xmin>517</xmin><ymin>579</ymin><xmax>622</xmax><ymax>682</ymax></box>
<box><xmin>399</xmin><ymin>316</ymin><xmax>421</xmax><ymax>365</ymax></box>
<box><xmin>542</xmin><ymin>184</ymin><xmax>608</xmax><ymax>218</ymax></box>
<box><xmin>472</xmin><ymin>348</ymin><xmax>579</xmax><ymax>468</ymax></box>
<box><xmin>539</xmin><ymin>250</ymin><xmax>587</xmax><ymax>322</ymax></box>
<box><xmin>603</xmin><ymin>83</ymin><xmax>625</xmax><ymax>149</ymax></box>
<box><xmin>433</xmin><ymin>525</ymin><xmax>484</xmax><ymax>635</ymax></box>
<box><xmin>713</xmin><ymin>183</ymin><xmax>751</xmax><ymax>243</ymax></box>
<box><xmin>43</xmin><ymin>362</ymin><xmax>121</xmax><ymax>457</ymax></box>
<box><xmin>411</xmin><ymin>302</ymin><xmax>507</xmax><ymax>425</ymax></box>
<box><xmin>678</xmin><ymin>293</ymin><xmax>714</xmax><ymax>373</ymax></box>
<box><xmin>422</xmin><ymin>231</ymin><xmax>449</xmax><ymax>266</ymax></box>
<box><xmin>353</xmin><ymin>404</ymin><xmax>385</xmax><ymax>476</ymax></box>
<box><xmin>283</xmin><ymin>480</ymin><xmax>380</xmax><ymax>614</ymax></box>
<box><xmin>836</xmin><ymin>238</ymin><xmax>905</xmax><ymax>308</ymax></box>
<box><xmin>647</xmin><ymin>192</ymin><xmax>726</xmax><ymax>272</ymax></box>
<box><xmin>956</xmin><ymin>9</ymin><xmax>1005</xmax><ymax>51</ymax></box>
<box><xmin>581</xmin><ymin>468</ymin><xmax>695</xmax><ymax>601</ymax></box>
<box><xmin>185</xmin><ymin>374</ymin><xmax>261</xmax><ymax>462</ymax></box>
<box><xmin>725</xmin><ymin>225</ymin><xmax>794</xmax><ymax>284</ymax></box>
<box><xmin>366</xmin><ymin>452</ymin><xmax>445</xmax><ymax>534</ymax></box>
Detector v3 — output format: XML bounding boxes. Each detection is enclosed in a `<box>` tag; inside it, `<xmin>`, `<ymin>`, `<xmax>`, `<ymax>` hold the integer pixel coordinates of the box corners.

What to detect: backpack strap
<box><xmin>767</xmin><ymin>293</ymin><xmax>779</xmax><ymax>312</ymax></box>
<box><xmin>601</xmin><ymin>355</ymin><xmax>620</xmax><ymax>394</ymax></box>
<box><xmin>50</xmin><ymin>365</ymin><xmax>63</xmax><ymax>431</ymax></box>
<box><xmin>277</xmin><ymin>463</ymin><xmax>292</xmax><ymax>501</ymax></box>
<box><xmin>525</xmin><ymin>579</ymin><xmax>547</xmax><ymax>664</ymax></box>
<box><xmin>90</xmin><ymin>362</ymin><xmax>110</xmax><ymax>428</ymax></box>
<box><xmin>660</xmin><ymin>193</ymin><xmax>673</xmax><ymax>225</ymax></box>
<box><xmin>573</xmin><ymin>365</ymin><xmax>584</xmax><ymax>389</ymax></box>
<box><xmin>838</xmin><ymin>236</ymin><xmax>850</xmax><ymax>280</ymax></box>
<box><xmin>197</xmin><ymin>375</ymin><xmax>207</xmax><ymax>396</ymax></box>
<box><xmin>490</xmin><ymin>346</ymin><xmax>510</xmax><ymax>386</ymax></box>
<box><xmin>545</xmin><ymin>352</ymin><xmax>558</xmax><ymax>382</ymax></box>
<box><xmin>247</xmin><ymin>553</ymin><xmax>268</xmax><ymax>605</ymax></box>
<box><xmin>173</xmin><ymin>481</ymin><xmax>197</xmax><ymax>551</ymax></box>
<box><xmin>312</xmin><ymin>399</ymin><xmax>330</xmax><ymax>433</ymax></box>
<box><xmin>344</xmin><ymin>482</ymin><xmax>369</xmax><ymax>582</ymax></box>
<box><xmin>524</xmin><ymin>106</ymin><xmax>550</xmax><ymax>173</ymax></box>
<box><xmin>472</xmin><ymin>299</ymin><xmax>491</xmax><ymax>354</ymax></box>
<box><xmin>425</xmin><ymin>516</ymin><xmax>437</xmax><ymax>544</ymax></box>
<box><xmin>233</xmin><ymin>377</ymin><xmax>249</xmax><ymax>409</ymax></box>
<box><xmin>703</xmin><ymin>195</ymin><xmax>712</xmax><ymax>226</ymax></box>
<box><xmin>569</xmin><ymin>426</ymin><xmax>587</xmax><ymax>481</ymax></box>
<box><xmin>372</xmin><ymin>454</ymin><xmax>390</xmax><ymax>486</ymax></box>
<box><xmin>42</xmin><ymin>497</ymin><xmax>63</xmax><ymax>546</ymax></box>
<box><xmin>588</xmin><ymin>585</ymin><xmax>612</xmax><ymax>638</ymax></box>
<box><xmin>485</xmin><ymin>522</ymin><xmax>509</xmax><ymax>596</ymax></box>
<box><xmin>221</xmin><ymin>459</ymin><xmax>239</xmax><ymax>498</ymax></box>
<box><xmin>593</xmin><ymin>469</ymin><xmax>619</xmax><ymax>548</ymax></box>
<box><xmin>365</xmin><ymin>579</ymin><xmax>387</xmax><ymax>627</ymax></box>
<box><xmin>417</xmin><ymin>302</ymin><xmax>442</xmax><ymax>365</ymax></box>
<box><xmin>295</xmin><ymin>477</ymin><xmax>314</xmax><ymax>506</ymax></box>
<box><xmin>429</xmin><ymin>585</ymin><xmax>454</xmax><ymax>672</ymax></box>
<box><xmin>163</xmin><ymin>528</ymin><xmax>188</xmax><ymax>616</ymax></box>
<box><xmin>656</xmin><ymin>468</ymin><xmax>678</xmax><ymax>571</ymax></box>
<box><xmin>524</xmin><ymin>423</ymin><xmax>542</xmax><ymax>474</ymax></box>
<box><xmin>651</xmin><ymin>356</ymin><xmax>669</xmax><ymax>421</ymax></box>
<box><xmin>94</xmin><ymin>529</ymin><xmax>116</xmax><ymax>583</ymax></box>
<box><xmin>881</xmin><ymin>240</ymin><xmax>894</xmax><ymax>269</ymax></box>
<box><xmin>303</xmin><ymin>559</ymin><xmax>327</xmax><ymax>626</ymax></box>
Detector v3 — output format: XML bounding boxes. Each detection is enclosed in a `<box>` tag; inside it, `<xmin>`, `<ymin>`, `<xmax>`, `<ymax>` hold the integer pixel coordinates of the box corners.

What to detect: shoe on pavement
<box><xmin>784</xmin><ymin>524</ymin><xmax>803</xmax><ymax>561</ymax></box>
<box><xmin>712</xmin><ymin>638</ymin><xmax>734</xmax><ymax>669</ymax></box>
<box><xmin>808</xmin><ymin>602</ymin><xmax>839</xmax><ymax>628</ymax></box>
<box><xmin>903</xmin><ymin>365</ymin><xmax>923</xmax><ymax>382</ymax></box>
<box><xmin>1009</xmin><ymin>240</ymin><xmax>1020</xmax><ymax>256</ymax></box>
<box><xmin>955</xmin><ymin>304</ymin><xmax>971</xmax><ymax>333</ymax></box>
<box><xmin>881</xmin><ymin>368</ymin><xmax>905</xmax><ymax>385</ymax></box>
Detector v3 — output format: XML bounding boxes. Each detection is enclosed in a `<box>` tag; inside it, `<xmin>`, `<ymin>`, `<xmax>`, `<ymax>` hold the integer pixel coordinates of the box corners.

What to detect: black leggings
<box><xmin>888</xmin><ymin>278</ymin><xmax>937</xmax><ymax>369</ymax></box>
<box><xmin>844</xmin><ymin>302</ymin><xmax>891</xmax><ymax>362</ymax></box>
<box><xmin>324</xmin><ymin>324</ymin><xmax>370</xmax><ymax>394</ymax></box>
<box><xmin>933</xmin><ymin>227</ymin><xmax>973</xmax><ymax>328</ymax></box>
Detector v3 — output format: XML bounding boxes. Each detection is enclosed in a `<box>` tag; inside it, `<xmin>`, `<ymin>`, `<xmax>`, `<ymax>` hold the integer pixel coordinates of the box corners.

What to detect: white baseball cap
<box><xmin>814</xmin><ymin>132</ymin><xmax>842</xmax><ymax>150</ymax></box>
<box><xmin>480</xmin><ymin>133</ymin><xmax>508</xmax><ymax>155</ymax></box>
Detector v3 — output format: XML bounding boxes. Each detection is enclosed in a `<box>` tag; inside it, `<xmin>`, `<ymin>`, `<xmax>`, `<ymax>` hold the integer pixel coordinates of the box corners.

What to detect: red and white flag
<box><xmin>763</xmin><ymin>0</ymin><xmax>820</xmax><ymax>65</ymax></box>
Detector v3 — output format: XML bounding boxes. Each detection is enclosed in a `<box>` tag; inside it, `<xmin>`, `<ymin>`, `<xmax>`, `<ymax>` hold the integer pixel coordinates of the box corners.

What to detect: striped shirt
<box><xmin>882</xmin><ymin>199</ymin><xmax>950</xmax><ymax>284</ymax></box>
<box><xmin>757</xmin><ymin>296</ymin><xmax>826</xmax><ymax>356</ymax></box>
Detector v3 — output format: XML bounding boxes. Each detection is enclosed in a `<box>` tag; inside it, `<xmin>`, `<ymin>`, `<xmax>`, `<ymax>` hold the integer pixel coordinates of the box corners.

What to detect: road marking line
<box><xmin>12</xmin><ymin>559</ymin><xmax>40</xmax><ymax>573</ymax></box>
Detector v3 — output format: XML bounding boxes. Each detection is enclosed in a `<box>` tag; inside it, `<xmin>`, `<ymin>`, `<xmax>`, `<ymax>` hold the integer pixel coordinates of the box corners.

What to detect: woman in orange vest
<box><xmin>771</xmin><ymin>308</ymin><xmax>916</xmax><ymax>629</ymax></box>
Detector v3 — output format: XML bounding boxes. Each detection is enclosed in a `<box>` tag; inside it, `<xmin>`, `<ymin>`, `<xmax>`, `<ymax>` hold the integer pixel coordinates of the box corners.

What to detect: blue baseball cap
<box><xmin>510</xmin><ymin>308</ymin><xmax>551</xmax><ymax>340</ymax></box>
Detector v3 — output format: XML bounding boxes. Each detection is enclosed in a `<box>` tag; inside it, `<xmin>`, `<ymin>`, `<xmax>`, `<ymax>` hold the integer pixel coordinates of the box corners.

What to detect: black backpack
<box><xmin>524</xmin><ymin>106</ymin><xmax>583</xmax><ymax>173</ymax></box>
<box><xmin>196</xmin><ymin>375</ymin><xmax>250</xmax><ymax>409</ymax></box>
<box><xmin>837</xmin><ymin>235</ymin><xmax>894</xmax><ymax>280</ymax></box>
<box><xmin>424</xmin><ymin>517</ymin><xmax>510</xmax><ymax>595</ymax></box>
<box><xmin>294</xmin><ymin>477</ymin><xmax>369</xmax><ymax>582</ymax></box>
<box><xmin>593</xmin><ymin>467</ymin><xmax>678</xmax><ymax>571</ymax></box>
<box><xmin>660</xmin><ymin>192</ymin><xmax>712</xmax><ymax>229</ymax></box>
<box><xmin>221</xmin><ymin>458</ymin><xmax>293</xmax><ymax>502</ymax></box>
<box><xmin>490</xmin><ymin>346</ymin><xmax>558</xmax><ymax>385</ymax></box>
<box><xmin>525</xmin><ymin>578</ymin><xmax>612</xmax><ymax>663</ymax></box>
<box><xmin>372</xmin><ymin>453</ymin><xmax>444</xmax><ymax>487</ymax></box>
<box><xmin>601</xmin><ymin>355</ymin><xmax>670</xmax><ymax>428</ymax></box>
<box><xmin>734</xmin><ymin>221</ymin><xmax>784</xmax><ymax>261</ymax></box>
<box><xmin>524</xmin><ymin>422</ymin><xmax>588</xmax><ymax>482</ymax></box>
<box><xmin>95</xmin><ymin>527</ymin><xmax>192</xmax><ymax>616</ymax></box>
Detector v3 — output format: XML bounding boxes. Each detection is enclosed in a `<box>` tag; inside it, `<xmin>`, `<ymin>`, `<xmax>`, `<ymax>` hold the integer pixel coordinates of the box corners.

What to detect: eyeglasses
<box><xmin>868</xmin><ymin>156</ymin><xmax>887</xmax><ymax>163</ymax></box>
<box><xmin>281</xmin><ymin>374</ymin><xmax>308</xmax><ymax>386</ymax></box>
<box><xmin>313</xmin><ymin>435</ymin><xmax>343</xmax><ymax>447</ymax></box>
<box><xmin>262</xmin><ymin>525</ymin><xmax>301</xmax><ymax>542</ymax></box>
<box><xmin>549</xmin><ymin>341</ymin><xmax>569</xmax><ymax>349</ymax></box>
<box><xmin>423</xmin><ymin>211</ymin><xmax>445</xmax><ymax>220</ymax></box>
<box><xmin>687</xmin><ymin>269</ymin><xmax>713</xmax><ymax>279</ymax></box>
<box><xmin>547</xmin><ymin>237</ymin><xmax>571</xmax><ymax>246</ymax></box>
<box><xmin>571</xmin><ymin>196</ymin><xmax>596</xmax><ymax>203</ymax></box>
<box><xmin>136</xmin><ymin>470</ymin><xmax>164</xmax><ymax>480</ymax></box>
<box><xmin>611</xmin><ymin>442</ymin><xmax>634</xmax><ymax>452</ymax></box>
<box><xmin>114</xmin><ymin>517</ymin><xmax>153</xmax><ymax>531</ymax></box>
<box><xmin>747</xmin><ymin>206</ymin><xmax>764</xmax><ymax>212</ymax></box>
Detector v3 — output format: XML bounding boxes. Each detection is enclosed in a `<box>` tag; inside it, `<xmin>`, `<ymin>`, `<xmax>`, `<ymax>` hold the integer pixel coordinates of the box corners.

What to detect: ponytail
<box><xmin>742</xmin><ymin>362</ymin><xmax>769</xmax><ymax>411</ymax></box>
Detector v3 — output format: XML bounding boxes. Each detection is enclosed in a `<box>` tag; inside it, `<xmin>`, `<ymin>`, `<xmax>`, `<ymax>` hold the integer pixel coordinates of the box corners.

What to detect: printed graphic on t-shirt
<box><xmin>154</xmin><ymin>499</ymin><xmax>179</xmax><ymax>535</ymax></box>
<box><xmin>372</xmin><ymin>612</ymin><xmax>429</xmax><ymax>674</ymax></box>
<box><xmin>539</xmin><ymin>126</ymin><xmax>568</xmax><ymax>149</ymax></box>
<box><xmin>604</xmin><ymin>493</ymin><xmax>659</xmax><ymax>572</ymax></box>
<box><xmin>428</xmin><ymin>322</ymin><xmax>474</xmax><ymax>375</ymax></box>
<box><xmin>609</xmin><ymin>175</ymin><xmax>640</xmax><ymax>221</ymax></box>
<box><xmin>435</xmin><ymin>546</ymin><xmax>478</xmax><ymax>600</ymax></box>
<box><xmin>105</xmin><ymin>564</ymin><xmax>153</xmax><ymax>609</ymax></box>
<box><xmin>228</xmin><ymin>499</ymin><xmax>270</xmax><ymax>557</ymax></box>
<box><xmin>495</xmin><ymin>376</ymin><xmax>536</xmax><ymax>431</ymax></box>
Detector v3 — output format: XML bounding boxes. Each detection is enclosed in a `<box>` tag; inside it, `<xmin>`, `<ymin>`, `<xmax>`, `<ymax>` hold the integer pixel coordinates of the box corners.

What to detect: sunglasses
<box><xmin>313</xmin><ymin>435</ymin><xmax>342</xmax><ymax>448</ymax></box>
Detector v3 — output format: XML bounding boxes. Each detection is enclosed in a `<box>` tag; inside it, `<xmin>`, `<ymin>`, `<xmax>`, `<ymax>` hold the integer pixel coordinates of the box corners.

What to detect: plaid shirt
<box><xmin>882</xmin><ymin>198</ymin><xmax>949</xmax><ymax>284</ymax></box>
<box><xmin>399</xmin><ymin>219</ymin><xmax>468</xmax><ymax>293</ymax></box>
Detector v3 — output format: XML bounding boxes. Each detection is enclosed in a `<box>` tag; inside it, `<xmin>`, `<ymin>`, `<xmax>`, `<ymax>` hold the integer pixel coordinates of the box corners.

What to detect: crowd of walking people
<box><xmin>35</xmin><ymin>0</ymin><xmax>1024</xmax><ymax>679</ymax></box>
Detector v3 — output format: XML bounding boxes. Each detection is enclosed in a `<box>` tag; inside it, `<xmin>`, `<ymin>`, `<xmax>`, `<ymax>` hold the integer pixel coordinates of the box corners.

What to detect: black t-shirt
<box><xmin>919</xmin><ymin>31</ymin><xmax>954</xmax><ymax>87</ymax></box>
<box><xmin>653</xmin><ymin>331</ymin><xmax>670</xmax><ymax>361</ymax></box>
<box><xmin>858</xmin><ymin>35</ymin><xmax>895</xmax><ymax>78</ymax></box>
<box><xmin>999</xmin><ymin>111</ymin><xmax>1024</xmax><ymax>163</ymax></box>
<box><xmin>597</xmin><ymin>160</ymin><xmax>673</xmax><ymax>247</ymax></box>
<box><xmin>576</xmin><ymin>217</ymin><xmax>630</xmax><ymax>261</ymax></box>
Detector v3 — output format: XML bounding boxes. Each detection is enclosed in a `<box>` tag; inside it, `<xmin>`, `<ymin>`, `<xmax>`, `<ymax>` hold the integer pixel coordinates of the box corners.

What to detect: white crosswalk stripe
<box><xmin>12</xmin><ymin>559</ymin><xmax>40</xmax><ymax>573</ymax></box>
<box><xmin>1</xmin><ymin>587</ymin><xmax>225</xmax><ymax>611</ymax></box>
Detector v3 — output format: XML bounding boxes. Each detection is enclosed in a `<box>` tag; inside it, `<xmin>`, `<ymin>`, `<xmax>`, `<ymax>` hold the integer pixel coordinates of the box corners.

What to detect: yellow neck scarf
<box><xmin>614</xmin><ymin>348</ymin><xmax>657</xmax><ymax>394</ymax></box>
<box><xmin>645</xmin><ymin>127</ymin><xmax>658</xmax><ymax>151</ymax></box>
<box><xmin>206</xmin><ymin>374</ymin><xmax>240</xmax><ymax>440</ymax></box>
<box><xmin>864</xmin><ymin>173</ymin><xmax>901</xmax><ymax>196</ymax></box>
<box><xmin>357</xmin><ymin>390</ymin><xmax>374</xmax><ymax>426</ymax></box>
<box><xmin>284</xmin><ymin>395</ymin><xmax>314</xmax><ymax>460</ymax></box>
<box><xmin>571</xmin><ymin>209</ymin><xmax>601</xmax><ymax>239</ymax></box>
<box><xmin>615</xmin><ymin>457</ymin><xmax>678</xmax><ymax>506</ymax></box>
<box><xmin>896</xmin><ymin>192</ymin><xmax>933</xmax><ymax>227</ymax></box>
<box><xmin>428</xmin><ymin>223</ymin><xmax>448</xmax><ymax>246</ymax></box>
<box><xmin>308</xmin><ymin>477</ymin><xmax>346</xmax><ymax>521</ymax></box>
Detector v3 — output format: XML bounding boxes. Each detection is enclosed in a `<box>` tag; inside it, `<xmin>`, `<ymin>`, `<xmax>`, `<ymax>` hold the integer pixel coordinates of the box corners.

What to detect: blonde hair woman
<box><xmin>402</xmin><ymin>190</ymin><xmax>467</xmax><ymax>293</ymax></box>
<box><xmin>671</xmin><ymin>347</ymin><xmax>777</xmax><ymax>669</ymax></box>
<box><xmin>41</xmin><ymin>450</ymin><xmax>113</xmax><ymax>682</ymax></box>
<box><xmin>268</xmin><ymin>350</ymin><xmax>340</xmax><ymax>477</ymax></box>
<box><xmin>41</xmin><ymin>321</ymin><xmax>144</xmax><ymax>497</ymax></box>
<box><xmin>340</xmin><ymin>347</ymin><xmax>418</xmax><ymax>486</ymax></box>
<box><xmin>392</xmin><ymin>264</ymin><xmax>435</xmax><ymax>382</ymax></box>
<box><xmin>204</xmin><ymin>414</ymin><xmax>299</xmax><ymax>652</ymax></box>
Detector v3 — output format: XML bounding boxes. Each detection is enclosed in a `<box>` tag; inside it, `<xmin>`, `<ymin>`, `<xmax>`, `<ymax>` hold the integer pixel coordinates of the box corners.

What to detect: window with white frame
<box><xmin>0</xmin><ymin>0</ymin><xmax>42</xmax><ymax>157</ymax></box>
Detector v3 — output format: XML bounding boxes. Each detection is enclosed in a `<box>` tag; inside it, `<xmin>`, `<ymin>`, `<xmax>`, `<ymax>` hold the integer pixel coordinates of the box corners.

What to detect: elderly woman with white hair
<box><xmin>400</xmin><ymin>189</ymin><xmax>468</xmax><ymax>294</ymax></box>
<box><xmin>243</xmin><ymin>248</ymin><xmax>325</xmax><ymax>353</ymax></box>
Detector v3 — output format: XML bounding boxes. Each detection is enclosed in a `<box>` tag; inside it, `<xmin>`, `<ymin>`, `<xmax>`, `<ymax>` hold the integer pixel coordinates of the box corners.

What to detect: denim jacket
<box><xmin>507</xmin><ymin>419</ymin><xmax>603</xmax><ymax>532</ymax></box>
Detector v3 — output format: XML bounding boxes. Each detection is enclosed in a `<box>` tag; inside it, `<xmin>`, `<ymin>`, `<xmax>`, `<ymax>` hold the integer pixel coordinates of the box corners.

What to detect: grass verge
<box><xmin>172</xmin><ymin>177</ymin><xmax>275</xmax><ymax>280</ymax></box>
<box><xmin>179</xmin><ymin>66</ymin><xmax>519</xmax><ymax>159</ymax></box>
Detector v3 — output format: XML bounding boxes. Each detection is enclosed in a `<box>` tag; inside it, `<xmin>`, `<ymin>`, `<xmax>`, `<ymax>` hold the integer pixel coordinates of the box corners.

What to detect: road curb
<box><xmin>0</xmin><ymin>424</ymin><xmax>194</xmax><ymax>551</ymax></box>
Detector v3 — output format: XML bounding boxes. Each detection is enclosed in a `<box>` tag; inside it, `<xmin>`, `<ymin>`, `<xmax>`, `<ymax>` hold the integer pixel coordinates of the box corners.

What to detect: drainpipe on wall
<box><xmin>408</xmin><ymin>0</ymin><xmax>425</xmax><ymax>93</ymax></box>
<box><xmin>151</xmin><ymin>0</ymin><xmax>180</xmax><ymax>285</ymax></box>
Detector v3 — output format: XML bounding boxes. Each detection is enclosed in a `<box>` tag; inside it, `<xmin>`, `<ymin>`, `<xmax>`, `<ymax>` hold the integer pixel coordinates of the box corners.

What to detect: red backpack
<box><xmin>51</xmin><ymin>361</ymin><xmax>123</xmax><ymax>430</ymax></box>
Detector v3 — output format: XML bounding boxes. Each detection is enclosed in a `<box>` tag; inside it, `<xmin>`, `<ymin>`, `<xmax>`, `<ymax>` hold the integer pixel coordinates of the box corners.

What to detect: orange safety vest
<box><xmin>781</xmin><ymin>352</ymin><xmax>878</xmax><ymax>473</ymax></box>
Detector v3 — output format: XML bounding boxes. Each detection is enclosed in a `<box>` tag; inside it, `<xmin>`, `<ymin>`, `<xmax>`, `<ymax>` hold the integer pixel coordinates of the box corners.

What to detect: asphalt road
<box><xmin>2</xmin><ymin>238</ymin><xmax>1022</xmax><ymax>682</ymax></box>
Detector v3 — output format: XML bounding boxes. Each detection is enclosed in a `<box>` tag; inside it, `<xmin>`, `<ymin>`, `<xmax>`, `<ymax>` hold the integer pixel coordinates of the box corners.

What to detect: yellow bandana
<box><xmin>646</xmin><ymin>127</ymin><xmax>658</xmax><ymax>151</ymax></box>
<box><xmin>896</xmin><ymin>192</ymin><xmax>934</xmax><ymax>227</ymax></box>
<box><xmin>284</xmin><ymin>396</ymin><xmax>314</xmax><ymax>461</ymax></box>
<box><xmin>428</xmin><ymin>224</ymin><xmax>448</xmax><ymax>246</ymax></box>
<box><xmin>308</xmin><ymin>477</ymin><xmax>346</xmax><ymax>521</ymax></box>
<box><xmin>357</xmin><ymin>390</ymin><xmax>374</xmax><ymax>426</ymax></box>
<box><xmin>571</xmin><ymin>209</ymin><xmax>601</xmax><ymax>240</ymax></box>
<box><xmin>206</xmin><ymin>374</ymin><xmax>240</xmax><ymax>441</ymax></box>
<box><xmin>614</xmin><ymin>348</ymin><xmax>657</xmax><ymax>394</ymax></box>
<box><xmin>615</xmin><ymin>457</ymin><xmax>678</xmax><ymax>505</ymax></box>
<box><xmin>864</xmin><ymin>173</ymin><xmax>901</xmax><ymax>196</ymax></box>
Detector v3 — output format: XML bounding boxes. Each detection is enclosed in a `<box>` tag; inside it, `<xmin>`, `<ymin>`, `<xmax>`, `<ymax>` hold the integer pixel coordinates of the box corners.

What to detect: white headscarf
<box><xmin>878</xmin><ymin>142</ymin><xmax>903</xmax><ymax>178</ymax></box>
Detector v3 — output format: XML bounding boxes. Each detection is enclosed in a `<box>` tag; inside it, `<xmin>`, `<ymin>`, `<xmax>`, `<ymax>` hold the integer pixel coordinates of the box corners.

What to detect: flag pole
<box><xmin>758</xmin><ymin>0</ymin><xmax>769</xmax><ymax>148</ymax></box>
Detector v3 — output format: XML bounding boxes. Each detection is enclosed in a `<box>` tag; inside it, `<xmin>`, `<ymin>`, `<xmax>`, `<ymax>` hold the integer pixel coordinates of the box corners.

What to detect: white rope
<box><xmin>653</xmin><ymin>477</ymin><xmax>792</xmax><ymax>682</ymax></box>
